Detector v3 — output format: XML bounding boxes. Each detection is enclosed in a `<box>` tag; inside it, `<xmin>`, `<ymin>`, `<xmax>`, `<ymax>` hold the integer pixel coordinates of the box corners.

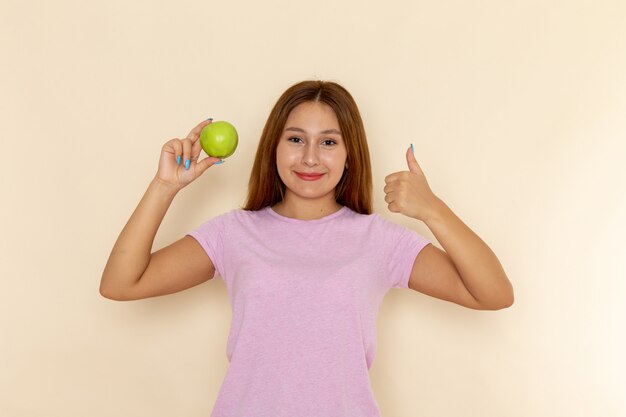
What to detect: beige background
<box><xmin>1</xmin><ymin>0</ymin><xmax>625</xmax><ymax>416</ymax></box>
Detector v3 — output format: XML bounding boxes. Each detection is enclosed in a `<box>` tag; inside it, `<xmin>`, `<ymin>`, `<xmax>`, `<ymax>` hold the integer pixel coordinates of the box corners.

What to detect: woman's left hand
<box><xmin>384</xmin><ymin>146</ymin><xmax>443</xmax><ymax>223</ymax></box>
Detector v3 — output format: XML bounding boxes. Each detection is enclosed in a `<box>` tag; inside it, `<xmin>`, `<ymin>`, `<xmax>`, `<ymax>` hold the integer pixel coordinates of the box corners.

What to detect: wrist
<box><xmin>424</xmin><ymin>197</ymin><xmax>450</xmax><ymax>225</ymax></box>
<box><xmin>150</xmin><ymin>176</ymin><xmax>181</xmax><ymax>199</ymax></box>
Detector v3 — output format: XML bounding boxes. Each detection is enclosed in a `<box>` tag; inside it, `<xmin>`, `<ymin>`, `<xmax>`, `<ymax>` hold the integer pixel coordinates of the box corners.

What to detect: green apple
<box><xmin>199</xmin><ymin>121</ymin><xmax>238</xmax><ymax>158</ymax></box>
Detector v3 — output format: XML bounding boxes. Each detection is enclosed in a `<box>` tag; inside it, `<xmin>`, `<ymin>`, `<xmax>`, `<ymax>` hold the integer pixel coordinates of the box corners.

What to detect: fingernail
<box><xmin>410</xmin><ymin>143</ymin><xmax>414</xmax><ymax>155</ymax></box>
<box><xmin>176</xmin><ymin>155</ymin><xmax>181</xmax><ymax>165</ymax></box>
<box><xmin>185</xmin><ymin>159</ymin><xmax>190</xmax><ymax>170</ymax></box>
<box><xmin>214</xmin><ymin>160</ymin><xmax>224</xmax><ymax>165</ymax></box>
<box><xmin>206</xmin><ymin>117</ymin><xmax>213</xmax><ymax>121</ymax></box>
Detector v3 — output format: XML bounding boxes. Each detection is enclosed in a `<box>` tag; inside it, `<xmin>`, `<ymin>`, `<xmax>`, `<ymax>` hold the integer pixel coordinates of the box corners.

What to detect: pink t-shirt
<box><xmin>187</xmin><ymin>205</ymin><xmax>430</xmax><ymax>417</ymax></box>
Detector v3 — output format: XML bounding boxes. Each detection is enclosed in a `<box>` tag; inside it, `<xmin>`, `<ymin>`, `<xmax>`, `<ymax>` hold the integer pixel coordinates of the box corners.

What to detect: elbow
<box><xmin>99</xmin><ymin>277</ymin><xmax>130</xmax><ymax>301</ymax></box>
<box><xmin>474</xmin><ymin>283</ymin><xmax>514</xmax><ymax>311</ymax></box>
<box><xmin>488</xmin><ymin>275</ymin><xmax>514</xmax><ymax>310</ymax></box>
<box><xmin>493</xmin><ymin>294</ymin><xmax>514</xmax><ymax>310</ymax></box>
<box><xmin>504</xmin><ymin>290</ymin><xmax>515</xmax><ymax>308</ymax></box>
<box><xmin>501</xmin><ymin>281</ymin><xmax>515</xmax><ymax>309</ymax></box>
<box><xmin>484</xmin><ymin>287</ymin><xmax>515</xmax><ymax>311</ymax></box>
<box><xmin>99</xmin><ymin>282</ymin><xmax>120</xmax><ymax>301</ymax></box>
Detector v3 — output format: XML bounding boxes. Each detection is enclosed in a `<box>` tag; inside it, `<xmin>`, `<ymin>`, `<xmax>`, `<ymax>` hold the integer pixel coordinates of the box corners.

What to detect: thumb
<box><xmin>195</xmin><ymin>156</ymin><xmax>223</xmax><ymax>176</ymax></box>
<box><xmin>406</xmin><ymin>144</ymin><xmax>424</xmax><ymax>175</ymax></box>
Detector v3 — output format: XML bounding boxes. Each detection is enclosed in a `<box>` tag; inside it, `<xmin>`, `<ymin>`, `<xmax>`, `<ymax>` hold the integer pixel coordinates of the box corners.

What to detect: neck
<box><xmin>272</xmin><ymin>193</ymin><xmax>342</xmax><ymax>220</ymax></box>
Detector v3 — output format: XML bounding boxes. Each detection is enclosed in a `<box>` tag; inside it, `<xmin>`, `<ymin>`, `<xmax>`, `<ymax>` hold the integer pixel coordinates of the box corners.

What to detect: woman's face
<box><xmin>275</xmin><ymin>101</ymin><xmax>347</xmax><ymax>204</ymax></box>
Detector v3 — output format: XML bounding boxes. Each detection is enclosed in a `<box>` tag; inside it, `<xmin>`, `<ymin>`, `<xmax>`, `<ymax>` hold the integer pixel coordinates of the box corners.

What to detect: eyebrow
<box><xmin>284</xmin><ymin>127</ymin><xmax>342</xmax><ymax>135</ymax></box>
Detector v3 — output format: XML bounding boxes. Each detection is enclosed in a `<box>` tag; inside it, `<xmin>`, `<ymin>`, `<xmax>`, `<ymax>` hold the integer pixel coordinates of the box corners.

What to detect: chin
<box><xmin>285</xmin><ymin>184</ymin><xmax>337</xmax><ymax>201</ymax></box>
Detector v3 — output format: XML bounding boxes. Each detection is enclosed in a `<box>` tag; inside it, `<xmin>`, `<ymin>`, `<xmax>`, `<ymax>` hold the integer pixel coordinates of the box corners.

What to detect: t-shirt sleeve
<box><xmin>186</xmin><ymin>213</ymin><xmax>227</xmax><ymax>280</ymax></box>
<box><xmin>374</xmin><ymin>215</ymin><xmax>431</xmax><ymax>289</ymax></box>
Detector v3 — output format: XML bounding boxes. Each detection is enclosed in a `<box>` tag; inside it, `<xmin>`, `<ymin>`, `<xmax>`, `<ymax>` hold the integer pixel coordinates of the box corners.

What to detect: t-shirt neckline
<box><xmin>265</xmin><ymin>205</ymin><xmax>349</xmax><ymax>224</ymax></box>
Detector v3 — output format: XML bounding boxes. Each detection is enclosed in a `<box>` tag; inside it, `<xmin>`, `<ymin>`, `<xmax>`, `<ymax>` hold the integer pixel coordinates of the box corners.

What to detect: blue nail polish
<box><xmin>214</xmin><ymin>160</ymin><xmax>224</xmax><ymax>165</ymax></box>
<box><xmin>185</xmin><ymin>159</ymin><xmax>190</xmax><ymax>170</ymax></box>
<box><xmin>410</xmin><ymin>143</ymin><xmax>414</xmax><ymax>155</ymax></box>
<box><xmin>176</xmin><ymin>155</ymin><xmax>181</xmax><ymax>165</ymax></box>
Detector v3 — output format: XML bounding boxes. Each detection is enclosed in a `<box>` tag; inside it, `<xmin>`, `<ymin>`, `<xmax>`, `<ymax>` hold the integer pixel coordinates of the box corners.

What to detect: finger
<box><xmin>191</xmin><ymin>137</ymin><xmax>203</xmax><ymax>161</ymax></box>
<box><xmin>182</xmin><ymin>138</ymin><xmax>193</xmax><ymax>169</ymax></box>
<box><xmin>387</xmin><ymin>202</ymin><xmax>401</xmax><ymax>213</ymax></box>
<box><xmin>187</xmin><ymin>118</ymin><xmax>213</xmax><ymax>141</ymax></box>
<box><xmin>195</xmin><ymin>156</ymin><xmax>224</xmax><ymax>176</ymax></box>
<box><xmin>384</xmin><ymin>192</ymin><xmax>394</xmax><ymax>204</ymax></box>
<box><xmin>383</xmin><ymin>183</ymin><xmax>394</xmax><ymax>194</ymax></box>
<box><xmin>406</xmin><ymin>145</ymin><xmax>424</xmax><ymax>175</ymax></box>
<box><xmin>384</xmin><ymin>172</ymin><xmax>401</xmax><ymax>184</ymax></box>
<box><xmin>164</xmin><ymin>139</ymin><xmax>184</xmax><ymax>165</ymax></box>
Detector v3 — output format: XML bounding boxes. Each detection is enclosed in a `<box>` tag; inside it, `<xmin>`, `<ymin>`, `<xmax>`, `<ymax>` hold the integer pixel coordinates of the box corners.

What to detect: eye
<box><xmin>322</xmin><ymin>139</ymin><xmax>337</xmax><ymax>146</ymax></box>
<box><xmin>288</xmin><ymin>136</ymin><xmax>303</xmax><ymax>143</ymax></box>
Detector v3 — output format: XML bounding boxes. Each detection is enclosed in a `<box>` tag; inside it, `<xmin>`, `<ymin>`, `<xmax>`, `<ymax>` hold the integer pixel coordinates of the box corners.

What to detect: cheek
<box><xmin>321</xmin><ymin>152</ymin><xmax>347</xmax><ymax>171</ymax></box>
<box><xmin>275</xmin><ymin>148</ymin><xmax>296</xmax><ymax>182</ymax></box>
<box><xmin>276</xmin><ymin>146</ymin><xmax>298</xmax><ymax>167</ymax></box>
<box><xmin>275</xmin><ymin>148</ymin><xmax>286</xmax><ymax>173</ymax></box>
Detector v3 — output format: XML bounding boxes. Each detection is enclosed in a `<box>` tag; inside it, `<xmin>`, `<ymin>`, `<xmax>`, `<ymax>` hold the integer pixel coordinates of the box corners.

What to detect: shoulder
<box><xmin>201</xmin><ymin>207</ymin><xmax>269</xmax><ymax>225</ymax></box>
<box><xmin>229</xmin><ymin>207</ymin><xmax>273</xmax><ymax>224</ymax></box>
<box><xmin>190</xmin><ymin>208</ymin><xmax>253</xmax><ymax>235</ymax></box>
<box><xmin>355</xmin><ymin>210</ymin><xmax>405</xmax><ymax>232</ymax></box>
<box><xmin>362</xmin><ymin>211</ymin><xmax>431</xmax><ymax>249</ymax></box>
<box><xmin>338</xmin><ymin>209</ymin><xmax>414</xmax><ymax>240</ymax></box>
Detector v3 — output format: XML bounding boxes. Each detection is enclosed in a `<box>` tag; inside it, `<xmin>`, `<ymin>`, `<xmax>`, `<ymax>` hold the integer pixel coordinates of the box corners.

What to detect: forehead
<box><xmin>285</xmin><ymin>101</ymin><xmax>339</xmax><ymax>128</ymax></box>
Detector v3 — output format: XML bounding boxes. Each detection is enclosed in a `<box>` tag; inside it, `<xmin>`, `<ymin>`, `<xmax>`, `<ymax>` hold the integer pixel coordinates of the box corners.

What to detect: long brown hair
<box><xmin>243</xmin><ymin>80</ymin><xmax>373</xmax><ymax>214</ymax></box>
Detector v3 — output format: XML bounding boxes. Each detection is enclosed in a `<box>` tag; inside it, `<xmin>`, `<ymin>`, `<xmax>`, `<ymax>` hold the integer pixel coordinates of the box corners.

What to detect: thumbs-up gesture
<box><xmin>384</xmin><ymin>145</ymin><xmax>442</xmax><ymax>222</ymax></box>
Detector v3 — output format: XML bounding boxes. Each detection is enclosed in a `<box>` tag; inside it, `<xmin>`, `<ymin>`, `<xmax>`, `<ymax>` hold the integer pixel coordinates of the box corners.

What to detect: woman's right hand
<box><xmin>155</xmin><ymin>119</ymin><xmax>224</xmax><ymax>191</ymax></box>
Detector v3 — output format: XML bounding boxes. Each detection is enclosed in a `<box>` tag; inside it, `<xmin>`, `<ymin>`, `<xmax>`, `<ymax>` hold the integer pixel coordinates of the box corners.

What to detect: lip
<box><xmin>295</xmin><ymin>171</ymin><xmax>325</xmax><ymax>181</ymax></box>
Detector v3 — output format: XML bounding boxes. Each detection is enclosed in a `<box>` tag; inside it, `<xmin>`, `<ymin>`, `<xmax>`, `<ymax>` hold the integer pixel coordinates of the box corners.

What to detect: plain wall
<box><xmin>1</xmin><ymin>0</ymin><xmax>625</xmax><ymax>416</ymax></box>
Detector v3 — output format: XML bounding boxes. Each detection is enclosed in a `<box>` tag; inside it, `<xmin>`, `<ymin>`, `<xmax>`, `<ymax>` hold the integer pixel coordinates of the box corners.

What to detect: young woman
<box><xmin>100</xmin><ymin>80</ymin><xmax>513</xmax><ymax>416</ymax></box>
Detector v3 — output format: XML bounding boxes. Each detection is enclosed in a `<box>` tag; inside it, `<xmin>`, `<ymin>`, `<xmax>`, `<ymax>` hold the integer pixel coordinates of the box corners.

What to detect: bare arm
<box><xmin>385</xmin><ymin>146</ymin><xmax>513</xmax><ymax>310</ymax></box>
<box><xmin>408</xmin><ymin>202</ymin><xmax>513</xmax><ymax>310</ymax></box>
<box><xmin>100</xmin><ymin>178</ymin><xmax>216</xmax><ymax>300</ymax></box>
<box><xmin>100</xmin><ymin>119</ymin><xmax>222</xmax><ymax>301</ymax></box>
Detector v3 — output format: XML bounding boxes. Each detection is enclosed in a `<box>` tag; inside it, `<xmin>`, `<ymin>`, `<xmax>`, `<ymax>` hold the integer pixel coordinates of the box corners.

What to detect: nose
<box><xmin>302</xmin><ymin>143</ymin><xmax>319</xmax><ymax>167</ymax></box>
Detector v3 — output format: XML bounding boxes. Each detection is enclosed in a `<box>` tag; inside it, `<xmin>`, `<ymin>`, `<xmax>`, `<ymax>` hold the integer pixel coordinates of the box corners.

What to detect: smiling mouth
<box><xmin>295</xmin><ymin>172</ymin><xmax>325</xmax><ymax>181</ymax></box>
